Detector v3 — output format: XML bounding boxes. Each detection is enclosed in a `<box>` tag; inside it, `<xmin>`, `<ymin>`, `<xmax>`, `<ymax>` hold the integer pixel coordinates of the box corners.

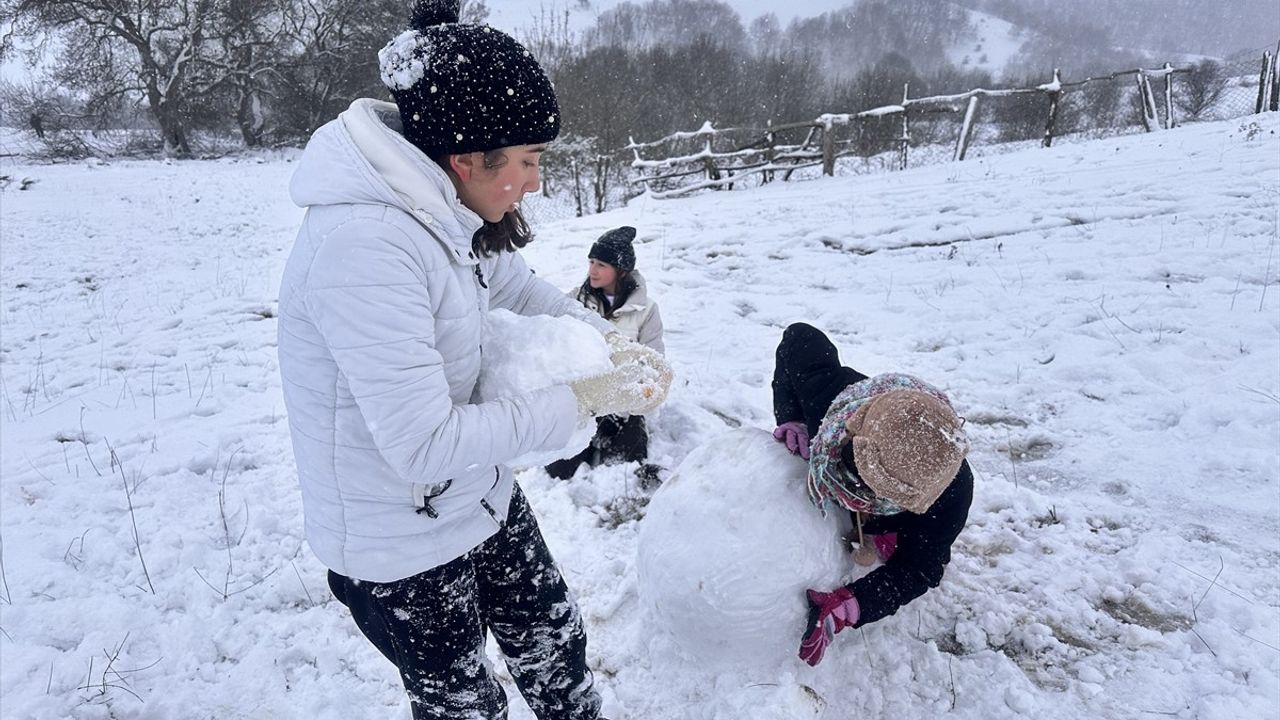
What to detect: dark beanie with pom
<box><xmin>589</xmin><ymin>226</ymin><xmax>638</xmax><ymax>272</ymax></box>
<box><xmin>378</xmin><ymin>0</ymin><xmax>561</xmax><ymax>156</ymax></box>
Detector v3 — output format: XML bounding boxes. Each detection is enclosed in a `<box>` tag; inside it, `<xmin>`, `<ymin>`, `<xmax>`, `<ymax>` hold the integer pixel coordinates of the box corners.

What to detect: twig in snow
<box><xmin>1004</xmin><ymin>428</ymin><xmax>1019</xmax><ymax>490</ymax></box>
<box><xmin>0</xmin><ymin>533</ymin><xmax>11</xmax><ymax>605</ymax></box>
<box><xmin>1171</xmin><ymin>561</ymin><xmax>1252</xmax><ymax>604</ymax></box>
<box><xmin>64</xmin><ymin>529</ymin><xmax>92</xmax><ymax>571</ymax></box>
<box><xmin>1186</xmin><ymin>555</ymin><xmax>1224</xmax><ymax>658</ymax></box>
<box><xmin>291</xmin><ymin>561</ymin><xmax>313</xmax><ymax>605</ymax></box>
<box><xmin>948</xmin><ymin>655</ymin><xmax>957</xmax><ymax>709</ymax></box>
<box><xmin>76</xmin><ymin>632</ymin><xmax>157</xmax><ymax>704</ymax></box>
<box><xmin>24</xmin><ymin>454</ymin><xmax>50</xmax><ymax>482</ymax></box>
<box><xmin>1233</xmin><ymin>627</ymin><xmax>1280</xmax><ymax>653</ymax></box>
<box><xmin>79</xmin><ymin>407</ymin><xmax>103</xmax><ymax>477</ymax></box>
<box><xmin>108</xmin><ymin>442</ymin><xmax>155</xmax><ymax>594</ymax></box>
<box><xmin>1237</xmin><ymin>384</ymin><xmax>1280</xmax><ymax>405</ymax></box>
<box><xmin>1260</xmin><ymin>234</ymin><xmax>1274</xmax><ymax>312</ymax></box>
<box><xmin>0</xmin><ymin>369</ymin><xmax>19</xmax><ymax>422</ymax></box>
<box><xmin>1193</xmin><ymin>556</ymin><xmax>1225</xmax><ymax>614</ymax></box>
<box><xmin>195</xmin><ymin>448</ymin><xmax>279</xmax><ymax>600</ymax></box>
<box><xmin>195</xmin><ymin>365</ymin><xmax>213</xmax><ymax>407</ymax></box>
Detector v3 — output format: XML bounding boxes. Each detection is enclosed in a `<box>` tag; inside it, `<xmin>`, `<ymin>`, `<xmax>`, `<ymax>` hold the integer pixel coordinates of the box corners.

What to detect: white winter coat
<box><xmin>572</xmin><ymin>270</ymin><xmax>665</xmax><ymax>353</ymax></box>
<box><xmin>278</xmin><ymin>99</ymin><xmax>612</xmax><ymax>582</ymax></box>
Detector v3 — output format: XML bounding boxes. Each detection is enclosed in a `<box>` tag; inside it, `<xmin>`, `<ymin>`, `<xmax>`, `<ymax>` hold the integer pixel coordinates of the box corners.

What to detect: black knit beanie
<box><xmin>378</xmin><ymin>0</ymin><xmax>561</xmax><ymax>156</ymax></box>
<box><xmin>589</xmin><ymin>226</ymin><xmax>637</xmax><ymax>272</ymax></box>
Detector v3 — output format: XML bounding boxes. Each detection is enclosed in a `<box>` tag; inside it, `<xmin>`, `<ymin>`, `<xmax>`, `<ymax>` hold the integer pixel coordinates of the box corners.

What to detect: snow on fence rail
<box><xmin>628</xmin><ymin>50</ymin><xmax>1280</xmax><ymax>199</ymax></box>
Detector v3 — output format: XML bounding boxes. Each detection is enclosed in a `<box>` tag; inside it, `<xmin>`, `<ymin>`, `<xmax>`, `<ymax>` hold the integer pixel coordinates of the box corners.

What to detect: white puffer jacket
<box><xmin>571</xmin><ymin>270</ymin><xmax>665</xmax><ymax>353</ymax></box>
<box><xmin>278</xmin><ymin>99</ymin><xmax>612</xmax><ymax>582</ymax></box>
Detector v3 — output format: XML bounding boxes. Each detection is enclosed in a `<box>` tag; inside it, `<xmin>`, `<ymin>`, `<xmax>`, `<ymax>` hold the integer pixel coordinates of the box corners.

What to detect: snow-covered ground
<box><xmin>1</xmin><ymin>114</ymin><xmax>1278</xmax><ymax>719</ymax></box>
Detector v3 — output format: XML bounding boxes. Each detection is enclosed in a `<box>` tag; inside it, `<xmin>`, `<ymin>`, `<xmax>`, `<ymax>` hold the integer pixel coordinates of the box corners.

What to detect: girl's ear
<box><xmin>449</xmin><ymin>152</ymin><xmax>478</xmax><ymax>182</ymax></box>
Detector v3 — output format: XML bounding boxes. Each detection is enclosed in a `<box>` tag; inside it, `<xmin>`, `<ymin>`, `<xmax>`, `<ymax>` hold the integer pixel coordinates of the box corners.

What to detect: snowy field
<box><xmin>2</xmin><ymin>114</ymin><xmax>1278</xmax><ymax>719</ymax></box>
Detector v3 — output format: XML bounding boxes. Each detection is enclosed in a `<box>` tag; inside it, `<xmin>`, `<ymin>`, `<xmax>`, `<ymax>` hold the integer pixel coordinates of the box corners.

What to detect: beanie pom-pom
<box><xmin>410</xmin><ymin>0</ymin><xmax>460</xmax><ymax>30</ymax></box>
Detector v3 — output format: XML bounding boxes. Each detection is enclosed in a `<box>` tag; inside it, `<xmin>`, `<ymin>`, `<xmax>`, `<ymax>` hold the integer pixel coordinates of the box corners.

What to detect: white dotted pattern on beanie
<box><xmin>377</xmin><ymin>30</ymin><xmax>434</xmax><ymax>91</ymax></box>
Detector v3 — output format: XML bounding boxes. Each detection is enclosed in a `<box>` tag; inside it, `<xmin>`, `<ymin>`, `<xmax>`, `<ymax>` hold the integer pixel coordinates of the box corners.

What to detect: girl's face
<box><xmin>587</xmin><ymin>258</ymin><xmax>619</xmax><ymax>293</ymax></box>
<box><xmin>449</xmin><ymin>145</ymin><xmax>545</xmax><ymax>223</ymax></box>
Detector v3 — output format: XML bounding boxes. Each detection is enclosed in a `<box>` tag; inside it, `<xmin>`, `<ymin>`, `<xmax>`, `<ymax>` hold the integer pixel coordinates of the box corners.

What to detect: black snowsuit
<box><xmin>773</xmin><ymin>322</ymin><xmax>974</xmax><ymax>627</ymax></box>
<box><xmin>327</xmin><ymin>486</ymin><xmax>601</xmax><ymax>720</ymax></box>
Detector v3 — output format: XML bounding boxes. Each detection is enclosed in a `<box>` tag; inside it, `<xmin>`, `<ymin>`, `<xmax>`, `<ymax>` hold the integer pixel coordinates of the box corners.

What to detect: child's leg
<box><xmin>328</xmin><ymin>561</ymin><xmax>507</xmax><ymax>719</ymax></box>
<box><xmin>596</xmin><ymin>414</ymin><xmax>647</xmax><ymax>464</ymax></box>
<box><xmin>475</xmin><ymin>486</ymin><xmax>602</xmax><ymax>720</ymax></box>
<box><xmin>772</xmin><ymin>323</ymin><xmax>868</xmax><ymax>435</ymax></box>
<box><xmin>545</xmin><ymin>444</ymin><xmax>593</xmax><ymax>479</ymax></box>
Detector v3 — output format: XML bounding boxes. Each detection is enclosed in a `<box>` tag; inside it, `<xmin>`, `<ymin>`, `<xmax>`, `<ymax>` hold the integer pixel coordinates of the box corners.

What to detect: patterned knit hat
<box><xmin>378</xmin><ymin>0</ymin><xmax>561</xmax><ymax>156</ymax></box>
<box><xmin>589</xmin><ymin>226</ymin><xmax>637</xmax><ymax>272</ymax></box>
<box><xmin>845</xmin><ymin>389</ymin><xmax>968</xmax><ymax>514</ymax></box>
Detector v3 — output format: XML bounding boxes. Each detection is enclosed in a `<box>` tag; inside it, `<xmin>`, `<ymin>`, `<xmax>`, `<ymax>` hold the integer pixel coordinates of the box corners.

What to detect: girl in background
<box><xmin>546</xmin><ymin>226</ymin><xmax>666</xmax><ymax>486</ymax></box>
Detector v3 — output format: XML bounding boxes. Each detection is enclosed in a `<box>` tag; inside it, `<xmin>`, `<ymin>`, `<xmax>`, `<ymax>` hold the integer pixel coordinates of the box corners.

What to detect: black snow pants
<box><xmin>544</xmin><ymin>414</ymin><xmax>648</xmax><ymax>480</ymax></box>
<box><xmin>327</xmin><ymin>485</ymin><xmax>601</xmax><ymax>720</ymax></box>
<box><xmin>772</xmin><ymin>322</ymin><xmax>869</xmax><ymax>436</ymax></box>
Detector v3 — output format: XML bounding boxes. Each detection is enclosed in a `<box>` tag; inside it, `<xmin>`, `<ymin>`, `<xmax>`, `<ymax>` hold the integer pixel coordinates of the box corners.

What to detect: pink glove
<box><xmin>873</xmin><ymin>532</ymin><xmax>899</xmax><ymax>562</ymax></box>
<box><xmin>798</xmin><ymin>587</ymin><xmax>860</xmax><ymax>667</ymax></box>
<box><xmin>772</xmin><ymin>421</ymin><xmax>811</xmax><ymax>460</ymax></box>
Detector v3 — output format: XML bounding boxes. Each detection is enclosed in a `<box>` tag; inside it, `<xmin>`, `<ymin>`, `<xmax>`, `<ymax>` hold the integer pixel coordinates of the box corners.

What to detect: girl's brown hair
<box><xmin>430</xmin><ymin>148</ymin><xmax>534</xmax><ymax>257</ymax></box>
<box><xmin>578</xmin><ymin>270</ymin><xmax>638</xmax><ymax>320</ymax></box>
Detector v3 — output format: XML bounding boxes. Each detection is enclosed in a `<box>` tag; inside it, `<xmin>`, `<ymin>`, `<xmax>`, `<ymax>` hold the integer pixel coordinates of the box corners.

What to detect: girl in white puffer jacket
<box><xmin>277</xmin><ymin>4</ymin><xmax>669</xmax><ymax>718</ymax></box>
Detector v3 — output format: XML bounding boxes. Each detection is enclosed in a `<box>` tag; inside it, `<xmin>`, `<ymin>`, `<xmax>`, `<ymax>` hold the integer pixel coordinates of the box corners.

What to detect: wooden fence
<box><xmin>626</xmin><ymin>50</ymin><xmax>1279</xmax><ymax>199</ymax></box>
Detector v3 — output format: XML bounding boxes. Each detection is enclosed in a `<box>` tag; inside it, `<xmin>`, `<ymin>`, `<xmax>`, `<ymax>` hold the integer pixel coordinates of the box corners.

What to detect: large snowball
<box><xmin>637</xmin><ymin>428</ymin><xmax>852</xmax><ymax>668</ymax></box>
<box><xmin>477</xmin><ymin>309</ymin><xmax>612</xmax><ymax>468</ymax></box>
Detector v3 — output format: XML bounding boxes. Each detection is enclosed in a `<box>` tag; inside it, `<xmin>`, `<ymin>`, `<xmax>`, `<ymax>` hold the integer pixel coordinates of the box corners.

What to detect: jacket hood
<box><xmin>289</xmin><ymin>98</ymin><xmax>483</xmax><ymax>249</ymax></box>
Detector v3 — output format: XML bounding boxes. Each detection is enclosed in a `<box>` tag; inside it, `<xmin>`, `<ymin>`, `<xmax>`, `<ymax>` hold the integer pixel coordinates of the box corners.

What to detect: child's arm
<box><xmin>845</xmin><ymin>462</ymin><xmax>974</xmax><ymax>626</ymax></box>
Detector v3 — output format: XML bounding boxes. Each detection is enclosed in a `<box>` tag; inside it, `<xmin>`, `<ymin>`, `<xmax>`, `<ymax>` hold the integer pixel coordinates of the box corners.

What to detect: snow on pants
<box><xmin>326</xmin><ymin>485</ymin><xmax>602</xmax><ymax>720</ymax></box>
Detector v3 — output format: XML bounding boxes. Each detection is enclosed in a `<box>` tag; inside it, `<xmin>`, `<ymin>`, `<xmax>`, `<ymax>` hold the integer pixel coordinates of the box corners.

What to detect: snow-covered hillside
<box><xmin>1</xmin><ymin>114</ymin><xmax>1278</xmax><ymax>719</ymax></box>
<box><xmin>949</xmin><ymin>8</ymin><xmax>1027</xmax><ymax>78</ymax></box>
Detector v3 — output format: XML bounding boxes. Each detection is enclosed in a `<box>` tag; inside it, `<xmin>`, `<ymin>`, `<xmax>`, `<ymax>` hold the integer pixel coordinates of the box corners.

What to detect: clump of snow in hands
<box><xmin>638</xmin><ymin>427</ymin><xmax>852</xmax><ymax>668</ymax></box>
<box><xmin>477</xmin><ymin>309</ymin><xmax>611</xmax><ymax>467</ymax></box>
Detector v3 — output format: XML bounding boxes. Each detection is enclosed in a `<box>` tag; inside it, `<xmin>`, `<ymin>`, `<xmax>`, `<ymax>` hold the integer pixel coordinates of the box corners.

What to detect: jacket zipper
<box><xmin>479</xmin><ymin>467</ymin><xmax>505</xmax><ymax>528</ymax></box>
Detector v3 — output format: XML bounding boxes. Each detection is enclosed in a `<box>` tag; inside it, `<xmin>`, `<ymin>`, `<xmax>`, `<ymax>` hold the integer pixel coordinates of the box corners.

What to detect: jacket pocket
<box><xmin>412</xmin><ymin>479</ymin><xmax>453</xmax><ymax>519</ymax></box>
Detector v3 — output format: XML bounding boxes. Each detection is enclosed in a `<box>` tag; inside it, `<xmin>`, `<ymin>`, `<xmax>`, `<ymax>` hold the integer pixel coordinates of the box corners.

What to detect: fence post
<box><xmin>821</xmin><ymin>119</ymin><xmax>835</xmax><ymax>176</ymax></box>
<box><xmin>593</xmin><ymin>155</ymin><xmax>611</xmax><ymax>214</ymax></box>
<box><xmin>1136</xmin><ymin>70</ymin><xmax>1159</xmax><ymax>131</ymax></box>
<box><xmin>571</xmin><ymin>158</ymin><xmax>585</xmax><ymax>217</ymax></box>
<box><xmin>1271</xmin><ymin>42</ymin><xmax>1280</xmax><ymax>111</ymax></box>
<box><xmin>764</xmin><ymin>120</ymin><xmax>776</xmax><ymax>184</ymax></box>
<box><xmin>898</xmin><ymin>83</ymin><xmax>911</xmax><ymax>171</ymax></box>
<box><xmin>1256</xmin><ymin>51</ymin><xmax>1273</xmax><ymax>113</ymax></box>
<box><xmin>1042</xmin><ymin>68</ymin><xmax>1063</xmax><ymax>147</ymax></box>
<box><xmin>953</xmin><ymin>95</ymin><xmax>980</xmax><ymax>161</ymax></box>
<box><xmin>1162</xmin><ymin>62</ymin><xmax>1176</xmax><ymax>129</ymax></box>
<box><xmin>701</xmin><ymin>135</ymin><xmax>721</xmax><ymax>185</ymax></box>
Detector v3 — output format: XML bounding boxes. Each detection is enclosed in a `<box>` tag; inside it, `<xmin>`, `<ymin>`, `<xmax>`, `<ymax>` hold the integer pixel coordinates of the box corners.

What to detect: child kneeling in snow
<box><xmin>771</xmin><ymin>322</ymin><xmax>973</xmax><ymax>666</ymax></box>
<box><xmin>546</xmin><ymin>226</ymin><xmax>666</xmax><ymax>486</ymax></box>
